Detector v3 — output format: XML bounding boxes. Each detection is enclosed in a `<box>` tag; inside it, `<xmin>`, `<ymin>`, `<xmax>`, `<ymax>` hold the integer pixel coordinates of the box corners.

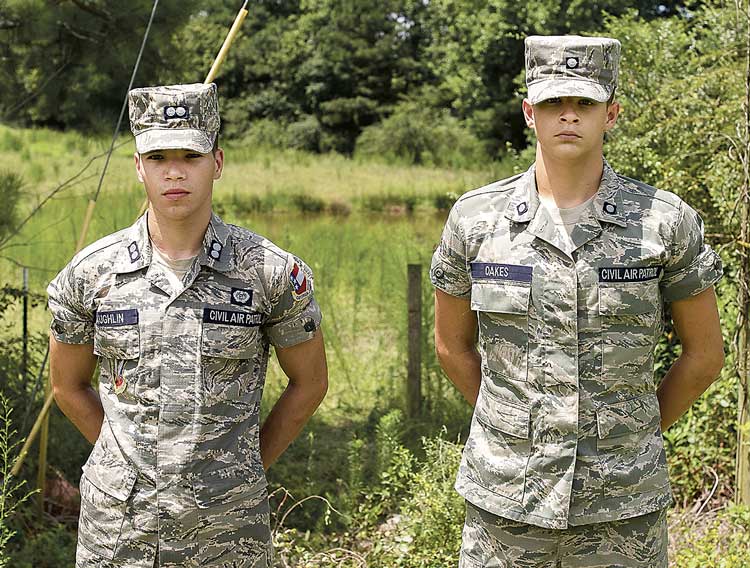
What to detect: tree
<box><xmin>0</xmin><ymin>0</ymin><xmax>201</xmax><ymax>131</ymax></box>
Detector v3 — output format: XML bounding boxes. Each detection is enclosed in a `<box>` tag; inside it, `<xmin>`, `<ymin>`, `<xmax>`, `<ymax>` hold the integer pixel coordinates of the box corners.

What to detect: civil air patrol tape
<box><xmin>203</xmin><ymin>308</ymin><xmax>262</xmax><ymax>327</ymax></box>
<box><xmin>599</xmin><ymin>266</ymin><xmax>663</xmax><ymax>283</ymax></box>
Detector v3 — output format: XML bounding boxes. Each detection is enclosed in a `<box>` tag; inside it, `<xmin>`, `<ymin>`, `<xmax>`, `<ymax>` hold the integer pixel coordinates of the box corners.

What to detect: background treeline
<box><xmin>3</xmin><ymin>0</ymin><xmax>689</xmax><ymax>163</ymax></box>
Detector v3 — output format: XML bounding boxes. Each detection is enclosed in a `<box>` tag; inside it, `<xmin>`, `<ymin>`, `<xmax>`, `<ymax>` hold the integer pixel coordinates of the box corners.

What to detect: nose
<box><xmin>164</xmin><ymin>159</ymin><xmax>186</xmax><ymax>180</ymax></box>
<box><xmin>559</xmin><ymin>101</ymin><xmax>580</xmax><ymax>123</ymax></box>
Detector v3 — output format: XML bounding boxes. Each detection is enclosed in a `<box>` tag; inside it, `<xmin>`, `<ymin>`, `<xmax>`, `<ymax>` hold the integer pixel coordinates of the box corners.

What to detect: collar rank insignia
<box><xmin>208</xmin><ymin>240</ymin><xmax>222</xmax><ymax>260</ymax></box>
<box><xmin>127</xmin><ymin>242</ymin><xmax>140</xmax><ymax>263</ymax></box>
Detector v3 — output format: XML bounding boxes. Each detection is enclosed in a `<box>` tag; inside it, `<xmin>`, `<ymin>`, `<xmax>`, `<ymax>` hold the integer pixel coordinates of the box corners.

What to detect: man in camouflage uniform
<box><xmin>48</xmin><ymin>83</ymin><xmax>328</xmax><ymax>567</ymax></box>
<box><xmin>431</xmin><ymin>36</ymin><xmax>724</xmax><ymax>567</ymax></box>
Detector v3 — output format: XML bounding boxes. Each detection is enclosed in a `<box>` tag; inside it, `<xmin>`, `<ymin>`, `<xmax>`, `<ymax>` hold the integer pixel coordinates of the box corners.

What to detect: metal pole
<box><xmin>22</xmin><ymin>267</ymin><xmax>28</xmax><ymax>382</ymax></box>
<box><xmin>407</xmin><ymin>264</ymin><xmax>422</xmax><ymax>418</ymax></box>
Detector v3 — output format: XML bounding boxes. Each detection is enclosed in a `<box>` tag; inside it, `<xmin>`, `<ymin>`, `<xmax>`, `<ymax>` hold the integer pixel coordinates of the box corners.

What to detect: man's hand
<box><xmin>49</xmin><ymin>335</ymin><xmax>103</xmax><ymax>444</ymax></box>
<box><xmin>259</xmin><ymin>329</ymin><xmax>328</xmax><ymax>470</ymax></box>
<box><xmin>657</xmin><ymin>287</ymin><xmax>725</xmax><ymax>430</ymax></box>
<box><xmin>434</xmin><ymin>289</ymin><xmax>482</xmax><ymax>406</ymax></box>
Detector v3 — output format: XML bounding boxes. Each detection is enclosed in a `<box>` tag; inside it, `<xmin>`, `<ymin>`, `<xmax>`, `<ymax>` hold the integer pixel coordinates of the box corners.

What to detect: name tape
<box><xmin>470</xmin><ymin>263</ymin><xmax>533</xmax><ymax>283</ymax></box>
<box><xmin>96</xmin><ymin>309</ymin><xmax>139</xmax><ymax>327</ymax></box>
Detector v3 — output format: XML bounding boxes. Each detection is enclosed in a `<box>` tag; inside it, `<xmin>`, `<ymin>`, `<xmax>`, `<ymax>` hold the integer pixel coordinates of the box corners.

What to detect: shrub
<box><xmin>355</xmin><ymin>102</ymin><xmax>488</xmax><ymax>169</ymax></box>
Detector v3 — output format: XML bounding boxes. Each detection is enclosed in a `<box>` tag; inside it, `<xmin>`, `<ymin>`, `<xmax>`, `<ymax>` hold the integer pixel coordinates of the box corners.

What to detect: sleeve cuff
<box><xmin>265</xmin><ymin>300</ymin><xmax>322</xmax><ymax>348</ymax></box>
<box><xmin>50</xmin><ymin>318</ymin><xmax>94</xmax><ymax>344</ymax></box>
<box><xmin>661</xmin><ymin>246</ymin><xmax>723</xmax><ymax>303</ymax></box>
<box><xmin>430</xmin><ymin>254</ymin><xmax>471</xmax><ymax>299</ymax></box>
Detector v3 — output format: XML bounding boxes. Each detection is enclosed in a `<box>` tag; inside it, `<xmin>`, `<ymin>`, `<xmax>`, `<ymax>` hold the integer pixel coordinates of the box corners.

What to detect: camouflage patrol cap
<box><xmin>128</xmin><ymin>83</ymin><xmax>220</xmax><ymax>154</ymax></box>
<box><xmin>525</xmin><ymin>35</ymin><xmax>620</xmax><ymax>104</ymax></box>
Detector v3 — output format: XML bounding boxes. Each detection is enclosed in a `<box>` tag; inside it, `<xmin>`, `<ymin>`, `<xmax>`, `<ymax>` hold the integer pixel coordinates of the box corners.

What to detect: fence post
<box><xmin>22</xmin><ymin>267</ymin><xmax>28</xmax><ymax>382</ymax></box>
<box><xmin>407</xmin><ymin>264</ymin><xmax>422</xmax><ymax>418</ymax></box>
<box><xmin>37</xmin><ymin>367</ymin><xmax>50</xmax><ymax>518</ymax></box>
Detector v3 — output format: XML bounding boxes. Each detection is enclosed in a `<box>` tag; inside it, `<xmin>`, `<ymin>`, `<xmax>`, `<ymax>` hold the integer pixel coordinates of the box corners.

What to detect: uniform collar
<box><xmin>504</xmin><ymin>159</ymin><xmax>627</xmax><ymax>229</ymax></box>
<box><xmin>113</xmin><ymin>211</ymin><xmax>234</xmax><ymax>275</ymax></box>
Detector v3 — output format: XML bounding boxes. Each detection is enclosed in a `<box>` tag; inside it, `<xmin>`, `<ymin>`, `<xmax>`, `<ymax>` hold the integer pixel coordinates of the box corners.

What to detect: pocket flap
<box><xmin>192</xmin><ymin>465</ymin><xmax>266</xmax><ymax>508</ymax></box>
<box><xmin>93</xmin><ymin>324</ymin><xmax>140</xmax><ymax>360</ymax></box>
<box><xmin>471</xmin><ymin>283</ymin><xmax>530</xmax><ymax>315</ymax></box>
<box><xmin>201</xmin><ymin>322</ymin><xmax>260</xmax><ymax>359</ymax></box>
<box><xmin>82</xmin><ymin>461</ymin><xmax>137</xmax><ymax>502</ymax></box>
<box><xmin>599</xmin><ymin>282</ymin><xmax>659</xmax><ymax>316</ymax></box>
<box><xmin>475</xmin><ymin>389</ymin><xmax>530</xmax><ymax>439</ymax></box>
<box><xmin>596</xmin><ymin>393</ymin><xmax>660</xmax><ymax>439</ymax></box>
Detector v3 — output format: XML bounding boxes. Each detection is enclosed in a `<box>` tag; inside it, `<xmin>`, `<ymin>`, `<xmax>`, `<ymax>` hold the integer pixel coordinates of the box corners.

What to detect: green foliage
<box><xmin>0</xmin><ymin>0</ymin><xmax>201</xmax><ymax>131</ymax></box>
<box><xmin>8</xmin><ymin>523</ymin><xmax>77</xmax><ymax>568</ymax></box>
<box><xmin>0</xmin><ymin>392</ymin><xmax>37</xmax><ymax>568</ymax></box>
<box><xmin>378</xmin><ymin>435</ymin><xmax>464</xmax><ymax>567</ymax></box>
<box><xmin>355</xmin><ymin>102</ymin><xmax>488</xmax><ymax>168</ymax></box>
<box><xmin>670</xmin><ymin>505</ymin><xmax>750</xmax><ymax>568</ymax></box>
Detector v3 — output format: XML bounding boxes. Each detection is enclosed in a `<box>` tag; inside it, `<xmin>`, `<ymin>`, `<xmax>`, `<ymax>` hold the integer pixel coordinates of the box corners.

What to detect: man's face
<box><xmin>134</xmin><ymin>147</ymin><xmax>224</xmax><ymax>222</ymax></box>
<box><xmin>522</xmin><ymin>96</ymin><xmax>619</xmax><ymax>161</ymax></box>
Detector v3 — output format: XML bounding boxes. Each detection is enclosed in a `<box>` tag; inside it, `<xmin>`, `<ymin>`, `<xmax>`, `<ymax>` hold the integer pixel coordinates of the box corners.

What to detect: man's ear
<box><xmin>134</xmin><ymin>152</ymin><xmax>145</xmax><ymax>183</ymax></box>
<box><xmin>522</xmin><ymin>99</ymin><xmax>535</xmax><ymax>129</ymax></box>
<box><xmin>604</xmin><ymin>101</ymin><xmax>620</xmax><ymax>132</ymax></box>
<box><xmin>213</xmin><ymin>148</ymin><xmax>224</xmax><ymax>181</ymax></box>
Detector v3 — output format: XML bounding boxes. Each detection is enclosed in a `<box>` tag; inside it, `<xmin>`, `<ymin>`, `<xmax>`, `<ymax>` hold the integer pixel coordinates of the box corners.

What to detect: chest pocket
<box><xmin>471</xmin><ymin>282</ymin><xmax>531</xmax><ymax>382</ymax></box>
<box><xmin>200</xmin><ymin>309</ymin><xmax>263</xmax><ymax>402</ymax></box>
<box><xmin>599</xmin><ymin>281</ymin><xmax>661</xmax><ymax>384</ymax></box>
<box><xmin>93</xmin><ymin>314</ymin><xmax>140</xmax><ymax>396</ymax></box>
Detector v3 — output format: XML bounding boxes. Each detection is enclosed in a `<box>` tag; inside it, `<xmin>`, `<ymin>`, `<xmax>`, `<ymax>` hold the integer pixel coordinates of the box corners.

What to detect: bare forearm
<box><xmin>53</xmin><ymin>386</ymin><xmax>104</xmax><ymax>445</ymax></box>
<box><xmin>657</xmin><ymin>352</ymin><xmax>722</xmax><ymax>431</ymax></box>
<box><xmin>437</xmin><ymin>347</ymin><xmax>482</xmax><ymax>407</ymax></box>
<box><xmin>259</xmin><ymin>381</ymin><xmax>326</xmax><ymax>470</ymax></box>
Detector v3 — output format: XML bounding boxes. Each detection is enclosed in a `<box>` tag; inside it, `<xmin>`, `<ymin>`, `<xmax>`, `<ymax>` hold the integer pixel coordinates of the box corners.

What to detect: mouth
<box><xmin>163</xmin><ymin>189</ymin><xmax>190</xmax><ymax>200</ymax></box>
<box><xmin>556</xmin><ymin>131</ymin><xmax>581</xmax><ymax>139</ymax></box>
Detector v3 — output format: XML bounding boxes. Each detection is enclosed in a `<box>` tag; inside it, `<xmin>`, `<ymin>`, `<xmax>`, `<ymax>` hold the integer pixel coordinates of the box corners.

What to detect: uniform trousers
<box><xmin>75</xmin><ymin>478</ymin><xmax>273</xmax><ymax>568</ymax></box>
<box><xmin>459</xmin><ymin>501</ymin><xmax>668</xmax><ymax>568</ymax></box>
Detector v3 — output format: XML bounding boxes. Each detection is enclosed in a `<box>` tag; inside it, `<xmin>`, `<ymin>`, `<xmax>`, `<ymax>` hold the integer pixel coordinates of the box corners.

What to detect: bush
<box><xmin>8</xmin><ymin>523</ymin><xmax>77</xmax><ymax>568</ymax></box>
<box><xmin>355</xmin><ymin>102</ymin><xmax>489</xmax><ymax>169</ymax></box>
<box><xmin>287</xmin><ymin>115</ymin><xmax>322</xmax><ymax>153</ymax></box>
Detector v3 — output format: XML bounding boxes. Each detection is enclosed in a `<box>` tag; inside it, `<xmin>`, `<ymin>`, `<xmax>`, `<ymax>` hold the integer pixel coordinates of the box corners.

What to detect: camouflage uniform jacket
<box><xmin>430</xmin><ymin>160</ymin><xmax>723</xmax><ymax>529</ymax></box>
<box><xmin>48</xmin><ymin>212</ymin><xmax>321</xmax><ymax>565</ymax></box>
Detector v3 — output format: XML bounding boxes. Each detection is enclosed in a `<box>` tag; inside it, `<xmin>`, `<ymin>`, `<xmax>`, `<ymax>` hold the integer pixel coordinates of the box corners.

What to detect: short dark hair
<box><xmin>607</xmin><ymin>90</ymin><xmax>617</xmax><ymax>105</ymax></box>
<box><xmin>212</xmin><ymin>133</ymin><xmax>220</xmax><ymax>154</ymax></box>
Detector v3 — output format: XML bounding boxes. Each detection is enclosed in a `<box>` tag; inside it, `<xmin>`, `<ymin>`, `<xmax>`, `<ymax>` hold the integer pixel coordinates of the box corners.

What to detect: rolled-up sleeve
<box><xmin>264</xmin><ymin>255</ymin><xmax>322</xmax><ymax>348</ymax></box>
<box><xmin>430</xmin><ymin>200</ymin><xmax>471</xmax><ymax>298</ymax></box>
<box><xmin>660</xmin><ymin>201</ymin><xmax>723</xmax><ymax>303</ymax></box>
<box><xmin>47</xmin><ymin>262</ymin><xmax>95</xmax><ymax>344</ymax></box>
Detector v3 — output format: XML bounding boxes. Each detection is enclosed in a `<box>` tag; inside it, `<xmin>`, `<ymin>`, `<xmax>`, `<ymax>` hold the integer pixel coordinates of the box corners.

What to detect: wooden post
<box><xmin>37</xmin><ymin>369</ymin><xmax>50</xmax><ymax>518</ymax></box>
<box><xmin>736</xmin><ymin>0</ymin><xmax>750</xmax><ymax>506</ymax></box>
<box><xmin>407</xmin><ymin>264</ymin><xmax>422</xmax><ymax>418</ymax></box>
